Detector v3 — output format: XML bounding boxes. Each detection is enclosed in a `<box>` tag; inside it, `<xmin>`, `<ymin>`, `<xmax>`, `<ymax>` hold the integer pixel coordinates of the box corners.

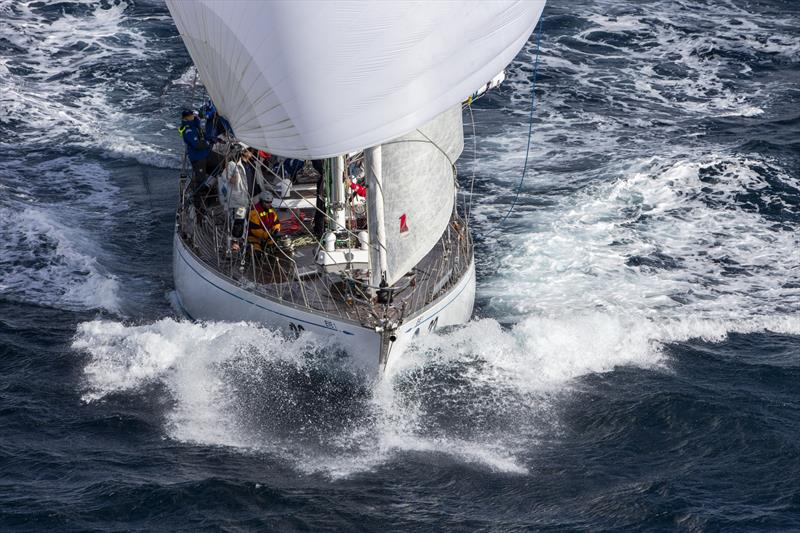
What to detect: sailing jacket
<box><xmin>219</xmin><ymin>160</ymin><xmax>250</xmax><ymax>211</ymax></box>
<box><xmin>179</xmin><ymin>118</ymin><xmax>210</xmax><ymax>162</ymax></box>
<box><xmin>249</xmin><ymin>202</ymin><xmax>280</xmax><ymax>236</ymax></box>
<box><xmin>204</xmin><ymin>113</ymin><xmax>232</xmax><ymax>140</ymax></box>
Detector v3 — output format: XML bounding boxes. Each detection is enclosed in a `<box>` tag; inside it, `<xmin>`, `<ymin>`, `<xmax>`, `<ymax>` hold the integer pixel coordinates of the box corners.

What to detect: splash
<box><xmin>75</xmin><ymin>319</ymin><xmax>371</xmax><ymax>431</ymax></box>
<box><xmin>73</xmin><ymin>307</ymin><xmax>799</xmax><ymax>480</ymax></box>
<box><xmin>71</xmin><ymin>317</ymin><xmax>609</xmax><ymax>477</ymax></box>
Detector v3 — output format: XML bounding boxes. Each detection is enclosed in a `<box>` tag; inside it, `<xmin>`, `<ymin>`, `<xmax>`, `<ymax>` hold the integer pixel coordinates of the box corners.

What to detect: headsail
<box><xmin>374</xmin><ymin>104</ymin><xmax>464</xmax><ymax>286</ymax></box>
<box><xmin>166</xmin><ymin>0</ymin><xmax>546</xmax><ymax>159</ymax></box>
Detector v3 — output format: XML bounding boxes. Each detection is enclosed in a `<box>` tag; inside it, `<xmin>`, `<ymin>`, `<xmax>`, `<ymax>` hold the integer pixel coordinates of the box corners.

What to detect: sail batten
<box><xmin>166</xmin><ymin>0</ymin><xmax>545</xmax><ymax>158</ymax></box>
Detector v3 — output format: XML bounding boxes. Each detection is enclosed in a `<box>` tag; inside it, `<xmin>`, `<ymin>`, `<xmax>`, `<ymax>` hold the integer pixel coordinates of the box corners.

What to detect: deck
<box><xmin>177</xmin><ymin>195</ymin><xmax>473</xmax><ymax>330</ymax></box>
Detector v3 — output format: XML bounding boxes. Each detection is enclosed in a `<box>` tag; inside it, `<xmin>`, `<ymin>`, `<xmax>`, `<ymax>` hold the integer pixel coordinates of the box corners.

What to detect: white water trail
<box><xmin>0</xmin><ymin>1</ymin><xmax>179</xmax><ymax>313</ymax></box>
<box><xmin>0</xmin><ymin>0</ymin><xmax>179</xmax><ymax>168</ymax></box>
<box><xmin>0</xmin><ymin>158</ymin><xmax>122</xmax><ymax>313</ymax></box>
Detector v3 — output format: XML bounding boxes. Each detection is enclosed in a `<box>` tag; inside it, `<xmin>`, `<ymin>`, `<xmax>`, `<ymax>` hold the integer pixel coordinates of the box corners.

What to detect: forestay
<box><xmin>166</xmin><ymin>0</ymin><xmax>546</xmax><ymax>159</ymax></box>
<box><xmin>377</xmin><ymin>104</ymin><xmax>464</xmax><ymax>286</ymax></box>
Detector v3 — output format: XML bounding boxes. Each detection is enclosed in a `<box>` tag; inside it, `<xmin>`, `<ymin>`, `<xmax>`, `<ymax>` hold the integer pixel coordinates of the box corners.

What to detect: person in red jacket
<box><xmin>248</xmin><ymin>191</ymin><xmax>280</xmax><ymax>250</ymax></box>
<box><xmin>348</xmin><ymin>179</ymin><xmax>366</xmax><ymax>198</ymax></box>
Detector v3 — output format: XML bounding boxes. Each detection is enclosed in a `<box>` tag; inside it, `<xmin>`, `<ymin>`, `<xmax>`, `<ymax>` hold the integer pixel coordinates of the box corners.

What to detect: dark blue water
<box><xmin>1</xmin><ymin>0</ymin><xmax>799</xmax><ymax>530</ymax></box>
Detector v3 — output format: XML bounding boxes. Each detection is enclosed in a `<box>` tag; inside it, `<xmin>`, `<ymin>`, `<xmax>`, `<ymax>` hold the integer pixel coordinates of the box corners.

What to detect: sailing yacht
<box><xmin>166</xmin><ymin>1</ymin><xmax>546</xmax><ymax>374</ymax></box>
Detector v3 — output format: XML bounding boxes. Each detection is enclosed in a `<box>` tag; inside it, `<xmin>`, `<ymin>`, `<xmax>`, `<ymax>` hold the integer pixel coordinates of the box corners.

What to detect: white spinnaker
<box><xmin>378</xmin><ymin>105</ymin><xmax>464</xmax><ymax>286</ymax></box>
<box><xmin>165</xmin><ymin>0</ymin><xmax>545</xmax><ymax>159</ymax></box>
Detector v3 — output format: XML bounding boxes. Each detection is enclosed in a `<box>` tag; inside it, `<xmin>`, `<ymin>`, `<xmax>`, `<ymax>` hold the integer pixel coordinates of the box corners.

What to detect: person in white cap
<box><xmin>248</xmin><ymin>191</ymin><xmax>280</xmax><ymax>250</ymax></box>
<box><xmin>219</xmin><ymin>144</ymin><xmax>252</xmax><ymax>250</ymax></box>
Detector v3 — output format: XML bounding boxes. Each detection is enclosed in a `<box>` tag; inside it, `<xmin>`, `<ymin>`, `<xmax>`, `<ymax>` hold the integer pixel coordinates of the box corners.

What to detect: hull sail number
<box><xmin>288</xmin><ymin>319</ymin><xmax>338</xmax><ymax>339</ymax></box>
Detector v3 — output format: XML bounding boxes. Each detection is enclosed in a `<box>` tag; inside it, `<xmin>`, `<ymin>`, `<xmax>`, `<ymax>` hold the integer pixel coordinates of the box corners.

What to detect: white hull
<box><xmin>173</xmin><ymin>233</ymin><xmax>475</xmax><ymax>375</ymax></box>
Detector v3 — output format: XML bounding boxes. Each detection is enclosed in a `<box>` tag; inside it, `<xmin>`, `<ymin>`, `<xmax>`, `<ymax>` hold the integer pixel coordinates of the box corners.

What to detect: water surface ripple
<box><xmin>1</xmin><ymin>0</ymin><xmax>798</xmax><ymax>530</ymax></box>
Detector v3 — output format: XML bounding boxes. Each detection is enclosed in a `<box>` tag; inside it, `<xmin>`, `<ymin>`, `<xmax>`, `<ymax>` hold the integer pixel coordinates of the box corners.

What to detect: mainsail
<box><xmin>166</xmin><ymin>0</ymin><xmax>546</xmax><ymax>159</ymax></box>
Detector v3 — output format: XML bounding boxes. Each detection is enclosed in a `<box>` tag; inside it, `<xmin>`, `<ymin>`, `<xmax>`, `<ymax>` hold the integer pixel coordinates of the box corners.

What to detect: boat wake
<box><xmin>478</xmin><ymin>154</ymin><xmax>800</xmax><ymax>321</ymax></box>
<box><xmin>74</xmin><ymin>137</ymin><xmax>799</xmax><ymax>478</ymax></box>
<box><xmin>74</xmin><ymin>307</ymin><xmax>798</xmax><ymax>480</ymax></box>
<box><xmin>0</xmin><ymin>0</ymin><xmax>180</xmax><ymax>168</ymax></box>
<box><xmin>0</xmin><ymin>1</ymin><xmax>188</xmax><ymax>314</ymax></box>
<box><xmin>0</xmin><ymin>158</ymin><xmax>121</xmax><ymax>313</ymax></box>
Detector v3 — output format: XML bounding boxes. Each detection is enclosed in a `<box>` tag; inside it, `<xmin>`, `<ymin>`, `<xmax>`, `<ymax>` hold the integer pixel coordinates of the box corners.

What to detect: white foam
<box><xmin>76</xmin><ymin>320</ymin><xmax>285</xmax><ymax>444</ymax></box>
<box><xmin>0</xmin><ymin>0</ymin><xmax>174</xmax><ymax>312</ymax></box>
<box><xmin>0</xmin><ymin>0</ymin><xmax>181</xmax><ymax>168</ymax></box>
<box><xmin>0</xmin><ymin>153</ymin><xmax>124</xmax><ymax>313</ymax></box>
<box><xmin>76</xmin><ymin>312</ymin><xmax>799</xmax><ymax>480</ymax></box>
<box><xmin>74</xmin><ymin>318</ymin><xmax>554</xmax><ymax>477</ymax></box>
<box><xmin>0</xmin><ymin>207</ymin><xmax>120</xmax><ymax>313</ymax></box>
<box><xmin>497</xmin><ymin>0</ymin><xmax>798</xmax><ymax>155</ymax></box>
<box><xmin>73</xmin><ymin>302</ymin><xmax>799</xmax><ymax>479</ymax></box>
<box><xmin>720</xmin><ymin>106</ymin><xmax>764</xmax><ymax>118</ymax></box>
<box><xmin>480</xmin><ymin>155</ymin><xmax>800</xmax><ymax>321</ymax></box>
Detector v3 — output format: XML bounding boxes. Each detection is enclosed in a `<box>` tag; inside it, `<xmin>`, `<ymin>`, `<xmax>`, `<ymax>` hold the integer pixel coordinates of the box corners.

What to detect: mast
<box><xmin>366</xmin><ymin>145</ymin><xmax>387</xmax><ymax>288</ymax></box>
<box><xmin>331</xmin><ymin>155</ymin><xmax>346</xmax><ymax>232</ymax></box>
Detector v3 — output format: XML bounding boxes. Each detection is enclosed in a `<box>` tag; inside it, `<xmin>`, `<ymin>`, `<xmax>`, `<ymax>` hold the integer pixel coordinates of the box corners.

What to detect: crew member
<box><xmin>178</xmin><ymin>109</ymin><xmax>213</xmax><ymax>190</ymax></box>
<box><xmin>203</xmin><ymin>101</ymin><xmax>224</xmax><ymax>140</ymax></box>
<box><xmin>219</xmin><ymin>144</ymin><xmax>251</xmax><ymax>252</ymax></box>
<box><xmin>283</xmin><ymin>158</ymin><xmax>305</xmax><ymax>180</ymax></box>
<box><xmin>240</xmin><ymin>148</ymin><xmax>261</xmax><ymax>199</ymax></box>
<box><xmin>348</xmin><ymin>178</ymin><xmax>366</xmax><ymax>198</ymax></box>
<box><xmin>248</xmin><ymin>191</ymin><xmax>280</xmax><ymax>250</ymax></box>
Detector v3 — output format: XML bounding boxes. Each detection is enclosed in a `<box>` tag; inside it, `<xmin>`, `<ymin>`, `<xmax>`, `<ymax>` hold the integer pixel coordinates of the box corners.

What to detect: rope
<box><xmin>485</xmin><ymin>18</ymin><xmax>544</xmax><ymax>236</ymax></box>
<box><xmin>466</xmin><ymin>103</ymin><xmax>477</xmax><ymax>228</ymax></box>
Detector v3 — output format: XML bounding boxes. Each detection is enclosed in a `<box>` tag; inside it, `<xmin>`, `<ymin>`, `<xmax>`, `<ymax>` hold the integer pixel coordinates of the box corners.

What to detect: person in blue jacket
<box><xmin>179</xmin><ymin>108</ymin><xmax>216</xmax><ymax>191</ymax></box>
<box><xmin>202</xmin><ymin>101</ymin><xmax>230</xmax><ymax>141</ymax></box>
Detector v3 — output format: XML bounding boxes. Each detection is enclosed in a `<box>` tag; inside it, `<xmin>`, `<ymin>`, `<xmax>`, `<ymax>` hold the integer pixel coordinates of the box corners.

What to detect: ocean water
<box><xmin>1</xmin><ymin>0</ymin><xmax>798</xmax><ymax>530</ymax></box>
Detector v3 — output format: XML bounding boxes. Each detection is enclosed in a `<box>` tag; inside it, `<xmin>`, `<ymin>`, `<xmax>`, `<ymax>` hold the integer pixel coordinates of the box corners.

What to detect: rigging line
<box><xmin>248</xmin><ymin>152</ymin><xmax>385</xmax><ymax>255</ymax></box>
<box><xmin>414</xmin><ymin>130</ymin><xmax>456</xmax><ymax>169</ymax></box>
<box><xmin>466</xmin><ymin>103</ymin><xmax>477</xmax><ymax>229</ymax></box>
<box><xmin>486</xmin><ymin>18</ymin><xmax>544</xmax><ymax>236</ymax></box>
<box><xmin>239</xmin><ymin>150</ymin><xmax>390</xmax><ymax>270</ymax></box>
